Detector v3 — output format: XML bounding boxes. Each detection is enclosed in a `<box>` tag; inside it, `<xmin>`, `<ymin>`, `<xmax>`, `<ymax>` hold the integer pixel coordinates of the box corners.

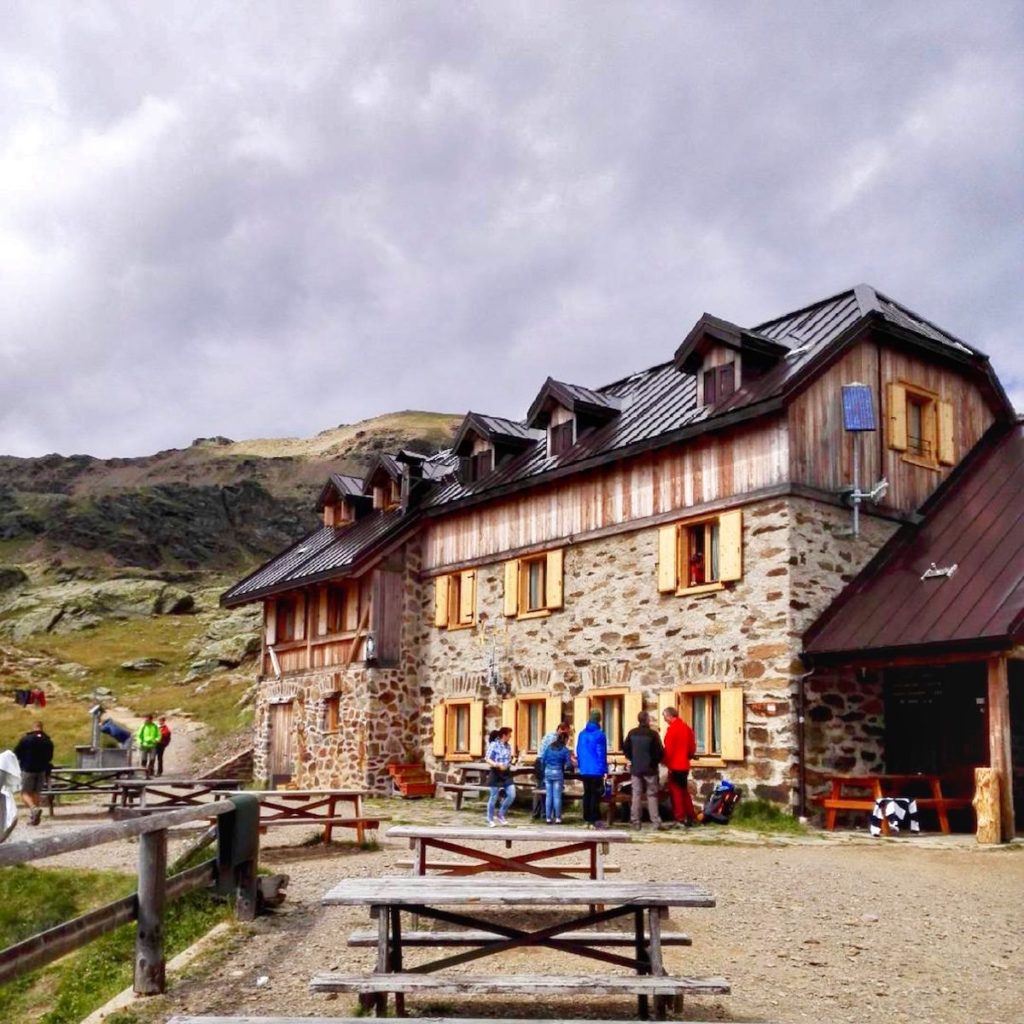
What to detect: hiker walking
<box><xmin>137</xmin><ymin>714</ymin><xmax>161</xmax><ymax>778</ymax></box>
<box><xmin>156</xmin><ymin>716</ymin><xmax>172</xmax><ymax>777</ymax></box>
<box><xmin>14</xmin><ymin>721</ymin><xmax>53</xmax><ymax>826</ymax></box>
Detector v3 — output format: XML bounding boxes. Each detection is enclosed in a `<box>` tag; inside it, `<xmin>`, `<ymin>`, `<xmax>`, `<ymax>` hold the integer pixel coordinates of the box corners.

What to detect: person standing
<box><xmin>575</xmin><ymin>709</ymin><xmax>608</xmax><ymax>829</ymax></box>
<box><xmin>662</xmin><ymin>705</ymin><xmax>699</xmax><ymax>826</ymax></box>
<box><xmin>137</xmin><ymin>714</ymin><xmax>161</xmax><ymax>778</ymax></box>
<box><xmin>540</xmin><ymin>731</ymin><xmax>572</xmax><ymax>824</ymax></box>
<box><xmin>532</xmin><ymin>720</ymin><xmax>571</xmax><ymax>819</ymax></box>
<box><xmin>622</xmin><ymin>710</ymin><xmax>667</xmax><ymax>830</ymax></box>
<box><xmin>156</xmin><ymin>716</ymin><xmax>172</xmax><ymax>777</ymax></box>
<box><xmin>14</xmin><ymin>721</ymin><xmax>53</xmax><ymax>826</ymax></box>
<box><xmin>484</xmin><ymin>727</ymin><xmax>516</xmax><ymax>827</ymax></box>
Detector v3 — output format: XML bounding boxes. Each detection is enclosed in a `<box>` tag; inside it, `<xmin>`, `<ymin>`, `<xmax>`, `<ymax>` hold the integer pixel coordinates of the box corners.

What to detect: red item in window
<box><xmin>689</xmin><ymin>551</ymin><xmax>705</xmax><ymax>587</ymax></box>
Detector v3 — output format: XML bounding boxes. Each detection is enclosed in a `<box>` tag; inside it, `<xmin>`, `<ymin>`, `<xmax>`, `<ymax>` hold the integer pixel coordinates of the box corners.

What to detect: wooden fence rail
<box><xmin>0</xmin><ymin>797</ymin><xmax>259</xmax><ymax>996</ymax></box>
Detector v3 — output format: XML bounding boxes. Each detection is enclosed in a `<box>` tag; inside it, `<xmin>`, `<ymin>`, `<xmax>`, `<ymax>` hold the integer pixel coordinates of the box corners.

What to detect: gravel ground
<box><xmin>22</xmin><ymin>800</ymin><xmax>1024</xmax><ymax>1024</ymax></box>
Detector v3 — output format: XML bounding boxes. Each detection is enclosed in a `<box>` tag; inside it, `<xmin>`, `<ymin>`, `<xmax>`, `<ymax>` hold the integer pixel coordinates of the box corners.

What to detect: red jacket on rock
<box><xmin>663</xmin><ymin>717</ymin><xmax>697</xmax><ymax>771</ymax></box>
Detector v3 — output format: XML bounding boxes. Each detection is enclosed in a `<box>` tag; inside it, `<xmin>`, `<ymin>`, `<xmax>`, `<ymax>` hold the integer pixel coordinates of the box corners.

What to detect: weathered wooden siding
<box><xmin>423</xmin><ymin>418</ymin><xmax>789</xmax><ymax>571</ymax></box>
<box><xmin>787</xmin><ymin>340</ymin><xmax>994</xmax><ymax>513</ymax></box>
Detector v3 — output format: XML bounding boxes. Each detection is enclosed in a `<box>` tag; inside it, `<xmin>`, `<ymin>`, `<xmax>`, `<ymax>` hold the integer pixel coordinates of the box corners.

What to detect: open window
<box><xmin>266</xmin><ymin>593</ymin><xmax>306</xmax><ymax>645</ymax></box>
<box><xmin>432</xmin><ymin>699</ymin><xmax>484</xmax><ymax>760</ymax></box>
<box><xmin>504</xmin><ymin>549</ymin><xmax>564</xmax><ymax>618</ymax></box>
<box><xmin>657</xmin><ymin>509</ymin><xmax>742</xmax><ymax>596</ymax></box>
<box><xmin>434</xmin><ymin>570</ymin><xmax>477</xmax><ymax>630</ymax></box>
<box><xmin>573</xmin><ymin>689</ymin><xmax>642</xmax><ymax>755</ymax></box>
<box><xmin>657</xmin><ymin>687</ymin><xmax>744</xmax><ymax>763</ymax></box>
<box><xmin>887</xmin><ymin>381</ymin><xmax>954</xmax><ymax>467</ymax></box>
<box><xmin>500</xmin><ymin>694</ymin><xmax>563</xmax><ymax>756</ymax></box>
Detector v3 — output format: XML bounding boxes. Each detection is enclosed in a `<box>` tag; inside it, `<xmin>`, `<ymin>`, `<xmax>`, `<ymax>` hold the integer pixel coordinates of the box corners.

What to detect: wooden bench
<box><xmin>394</xmin><ymin>858</ymin><xmax>620</xmax><ymax>873</ymax></box>
<box><xmin>347</xmin><ymin>926</ymin><xmax>688</xmax><ymax>946</ymax></box>
<box><xmin>435</xmin><ymin>782</ymin><xmax>490</xmax><ymax>810</ymax></box>
<box><xmin>818</xmin><ymin>774</ymin><xmax>974</xmax><ymax>834</ymax></box>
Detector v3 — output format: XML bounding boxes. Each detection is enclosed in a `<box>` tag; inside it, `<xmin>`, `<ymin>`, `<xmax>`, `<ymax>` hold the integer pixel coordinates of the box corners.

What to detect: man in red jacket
<box><xmin>662</xmin><ymin>706</ymin><xmax>698</xmax><ymax>826</ymax></box>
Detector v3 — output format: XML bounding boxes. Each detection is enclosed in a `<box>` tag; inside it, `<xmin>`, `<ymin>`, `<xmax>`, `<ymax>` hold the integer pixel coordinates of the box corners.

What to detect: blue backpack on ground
<box><xmin>702</xmin><ymin>780</ymin><xmax>741</xmax><ymax>824</ymax></box>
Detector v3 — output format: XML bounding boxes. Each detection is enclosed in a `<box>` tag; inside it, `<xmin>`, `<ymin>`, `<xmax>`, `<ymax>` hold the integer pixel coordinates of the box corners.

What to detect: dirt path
<box><xmin>28</xmin><ymin>801</ymin><xmax>1022</xmax><ymax>1024</ymax></box>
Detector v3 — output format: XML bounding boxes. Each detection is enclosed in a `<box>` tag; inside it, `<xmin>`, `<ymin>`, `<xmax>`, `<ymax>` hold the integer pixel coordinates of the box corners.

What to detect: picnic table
<box><xmin>41</xmin><ymin>765</ymin><xmax>148</xmax><ymax>817</ymax></box>
<box><xmin>317</xmin><ymin>875</ymin><xmax>727</xmax><ymax>1020</ymax></box>
<box><xmin>109</xmin><ymin>778</ymin><xmax>243</xmax><ymax>814</ymax></box>
<box><xmin>386</xmin><ymin>824</ymin><xmax>629</xmax><ymax>878</ymax></box>
<box><xmin>820</xmin><ymin>773</ymin><xmax>973</xmax><ymax>833</ymax></box>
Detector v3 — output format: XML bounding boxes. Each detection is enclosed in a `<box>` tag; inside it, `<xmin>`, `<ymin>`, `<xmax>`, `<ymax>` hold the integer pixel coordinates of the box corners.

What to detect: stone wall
<box><xmin>416</xmin><ymin>495</ymin><xmax>896</xmax><ymax>807</ymax></box>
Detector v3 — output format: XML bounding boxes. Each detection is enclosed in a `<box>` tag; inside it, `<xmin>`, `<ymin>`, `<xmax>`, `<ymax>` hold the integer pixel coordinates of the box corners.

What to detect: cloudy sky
<box><xmin>1</xmin><ymin>3</ymin><xmax>1021</xmax><ymax>459</ymax></box>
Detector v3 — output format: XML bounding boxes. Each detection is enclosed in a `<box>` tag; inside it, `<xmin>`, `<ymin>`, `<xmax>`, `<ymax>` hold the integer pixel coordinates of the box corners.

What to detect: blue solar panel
<box><xmin>841</xmin><ymin>384</ymin><xmax>876</xmax><ymax>431</ymax></box>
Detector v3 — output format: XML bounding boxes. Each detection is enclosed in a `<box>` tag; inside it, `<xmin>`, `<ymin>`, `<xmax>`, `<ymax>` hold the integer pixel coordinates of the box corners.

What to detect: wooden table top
<box><xmin>322</xmin><ymin>876</ymin><xmax>714</xmax><ymax>908</ymax></box>
<box><xmin>386</xmin><ymin>825</ymin><xmax>631</xmax><ymax>843</ymax></box>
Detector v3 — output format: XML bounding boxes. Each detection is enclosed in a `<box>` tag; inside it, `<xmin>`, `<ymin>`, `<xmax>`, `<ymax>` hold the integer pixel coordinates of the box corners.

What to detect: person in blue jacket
<box><xmin>575</xmin><ymin>709</ymin><xmax>608</xmax><ymax>828</ymax></box>
<box><xmin>540</xmin><ymin>732</ymin><xmax>574</xmax><ymax>824</ymax></box>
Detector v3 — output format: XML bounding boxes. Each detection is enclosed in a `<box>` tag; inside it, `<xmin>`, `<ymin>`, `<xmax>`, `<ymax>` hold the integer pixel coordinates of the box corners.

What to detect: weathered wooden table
<box><xmin>317</xmin><ymin>876</ymin><xmax>727</xmax><ymax>1019</ymax></box>
<box><xmin>41</xmin><ymin>766</ymin><xmax>148</xmax><ymax>816</ymax></box>
<box><xmin>820</xmin><ymin>773</ymin><xmax>972</xmax><ymax>833</ymax></box>
<box><xmin>386</xmin><ymin>824</ymin><xmax>628</xmax><ymax>878</ymax></box>
<box><xmin>109</xmin><ymin>778</ymin><xmax>243</xmax><ymax>815</ymax></box>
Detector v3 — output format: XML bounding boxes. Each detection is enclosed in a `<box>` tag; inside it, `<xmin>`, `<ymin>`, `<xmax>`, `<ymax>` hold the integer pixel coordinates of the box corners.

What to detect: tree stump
<box><xmin>973</xmin><ymin>767</ymin><xmax>1000</xmax><ymax>844</ymax></box>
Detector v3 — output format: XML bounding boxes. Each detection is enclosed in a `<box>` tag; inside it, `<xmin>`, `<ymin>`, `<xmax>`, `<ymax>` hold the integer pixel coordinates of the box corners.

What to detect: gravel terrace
<box><xmin>22</xmin><ymin>799</ymin><xmax>1024</xmax><ymax>1024</ymax></box>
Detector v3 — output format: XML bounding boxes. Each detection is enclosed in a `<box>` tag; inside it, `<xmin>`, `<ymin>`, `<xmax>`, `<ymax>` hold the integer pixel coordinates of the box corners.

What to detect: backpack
<box><xmin>701</xmin><ymin>780</ymin><xmax>741</xmax><ymax>824</ymax></box>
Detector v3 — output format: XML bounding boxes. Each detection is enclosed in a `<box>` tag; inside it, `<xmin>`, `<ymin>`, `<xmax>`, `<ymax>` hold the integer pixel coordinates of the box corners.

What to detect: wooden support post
<box><xmin>973</xmin><ymin>767</ymin><xmax>1001</xmax><ymax>844</ymax></box>
<box><xmin>134</xmin><ymin>828</ymin><xmax>167</xmax><ymax>995</ymax></box>
<box><xmin>987</xmin><ymin>656</ymin><xmax>1015</xmax><ymax>843</ymax></box>
<box><xmin>234</xmin><ymin>849</ymin><xmax>259</xmax><ymax>922</ymax></box>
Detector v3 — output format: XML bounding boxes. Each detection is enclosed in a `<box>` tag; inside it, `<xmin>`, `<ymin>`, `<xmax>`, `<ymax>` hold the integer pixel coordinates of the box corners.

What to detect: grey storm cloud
<box><xmin>1</xmin><ymin>2</ymin><xmax>1021</xmax><ymax>458</ymax></box>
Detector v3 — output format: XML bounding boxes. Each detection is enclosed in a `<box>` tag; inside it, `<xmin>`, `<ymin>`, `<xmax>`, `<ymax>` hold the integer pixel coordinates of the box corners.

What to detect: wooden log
<box><xmin>987</xmin><ymin>656</ymin><xmax>1015</xmax><ymax>842</ymax></box>
<box><xmin>135</xmin><ymin>828</ymin><xmax>167</xmax><ymax>994</ymax></box>
<box><xmin>973</xmin><ymin>767</ymin><xmax>1001</xmax><ymax>845</ymax></box>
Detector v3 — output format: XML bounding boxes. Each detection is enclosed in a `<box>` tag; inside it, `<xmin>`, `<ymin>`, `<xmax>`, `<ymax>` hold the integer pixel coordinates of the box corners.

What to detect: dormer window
<box><xmin>451</xmin><ymin>412</ymin><xmax>541</xmax><ymax>487</ymax></box>
<box><xmin>548</xmin><ymin>412</ymin><xmax>575</xmax><ymax>456</ymax></box>
<box><xmin>466</xmin><ymin>448</ymin><xmax>494</xmax><ymax>483</ymax></box>
<box><xmin>373</xmin><ymin>479</ymin><xmax>401</xmax><ymax>510</ymax></box>
<box><xmin>526</xmin><ymin>378</ymin><xmax>620</xmax><ymax>458</ymax></box>
<box><xmin>703</xmin><ymin>363</ymin><xmax>735</xmax><ymax>406</ymax></box>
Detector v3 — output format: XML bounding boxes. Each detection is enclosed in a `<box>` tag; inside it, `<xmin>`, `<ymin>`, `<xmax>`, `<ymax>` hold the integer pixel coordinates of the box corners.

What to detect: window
<box><xmin>573</xmin><ymin>690</ymin><xmax>642</xmax><ymax>754</ymax></box>
<box><xmin>432</xmin><ymin>699</ymin><xmax>484</xmax><ymax>759</ymax></box>
<box><xmin>703</xmin><ymin>363</ymin><xmax>735</xmax><ymax>406</ymax></box>
<box><xmin>467</xmin><ymin>450</ymin><xmax>494</xmax><ymax>482</ymax></box>
<box><xmin>501</xmin><ymin>694</ymin><xmax>562</xmax><ymax>755</ymax></box>
<box><xmin>434</xmin><ymin>570</ymin><xmax>477</xmax><ymax>629</ymax></box>
<box><xmin>270</xmin><ymin>594</ymin><xmax>305</xmax><ymax>644</ymax></box>
<box><xmin>325</xmin><ymin>585</ymin><xmax>347</xmax><ymax>634</ymax></box>
<box><xmin>887</xmin><ymin>381</ymin><xmax>955</xmax><ymax>467</ymax></box>
<box><xmin>373</xmin><ymin>479</ymin><xmax>401</xmax><ymax>510</ymax></box>
<box><xmin>323</xmin><ymin>693</ymin><xmax>340</xmax><ymax>733</ymax></box>
<box><xmin>658</xmin><ymin>687</ymin><xmax>744</xmax><ymax>762</ymax></box>
<box><xmin>658</xmin><ymin>510</ymin><xmax>742</xmax><ymax>595</ymax></box>
<box><xmin>549</xmin><ymin>419</ymin><xmax>575</xmax><ymax>456</ymax></box>
<box><xmin>503</xmin><ymin>549</ymin><xmax>564</xmax><ymax>618</ymax></box>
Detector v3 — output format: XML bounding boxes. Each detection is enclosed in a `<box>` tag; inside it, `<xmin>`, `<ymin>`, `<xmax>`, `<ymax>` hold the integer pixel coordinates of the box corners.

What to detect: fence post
<box><xmin>135</xmin><ymin>828</ymin><xmax>167</xmax><ymax>994</ymax></box>
<box><xmin>216</xmin><ymin>793</ymin><xmax>260</xmax><ymax>922</ymax></box>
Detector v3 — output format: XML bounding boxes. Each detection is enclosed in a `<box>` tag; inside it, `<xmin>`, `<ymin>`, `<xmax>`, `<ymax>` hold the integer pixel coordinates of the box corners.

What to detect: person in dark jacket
<box><xmin>575</xmin><ymin>710</ymin><xmax>608</xmax><ymax>828</ymax></box>
<box><xmin>622</xmin><ymin>711</ymin><xmax>667</xmax><ymax>830</ymax></box>
<box><xmin>14</xmin><ymin>721</ymin><xmax>54</xmax><ymax>826</ymax></box>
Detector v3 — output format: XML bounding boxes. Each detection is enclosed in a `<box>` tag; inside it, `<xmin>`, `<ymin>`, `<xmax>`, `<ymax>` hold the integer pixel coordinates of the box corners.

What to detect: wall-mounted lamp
<box><xmin>364</xmin><ymin>632</ymin><xmax>377</xmax><ymax>664</ymax></box>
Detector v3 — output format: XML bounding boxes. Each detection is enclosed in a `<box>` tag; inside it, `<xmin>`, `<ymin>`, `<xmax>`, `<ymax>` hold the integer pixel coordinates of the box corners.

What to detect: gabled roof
<box><xmin>361</xmin><ymin>452</ymin><xmax>402</xmax><ymax>495</ymax></box>
<box><xmin>673</xmin><ymin>314</ymin><xmax>789</xmax><ymax>374</ymax></box>
<box><xmin>316</xmin><ymin>473</ymin><xmax>368</xmax><ymax>511</ymax></box>
<box><xmin>803</xmin><ymin>420</ymin><xmax>1024</xmax><ymax>662</ymax></box>
<box><xmin>451</xmin><ymin>413</ymin><xmax>542</xmax><ymax>456</ymax></box>
<box><xmin>525</xmin><ymin>377</ymin><xmax>622</xmax><ymax>429</ymax></box>
<box><xmin>221</xmin><ymin>508</ymin><xmax>414</xmax><ymax>607</ymax></box>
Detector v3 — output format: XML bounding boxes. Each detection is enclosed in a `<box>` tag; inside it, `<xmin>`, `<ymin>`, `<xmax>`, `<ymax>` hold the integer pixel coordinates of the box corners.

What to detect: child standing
<box><xmin>484</xmin><ymin>727</ymin><xmax>516</xmax><ymax>827</ymax></box>
<box><xmin>541</xmin><ymin>733</ymin><xmax>573</xmax><ymax>824</ymax></box>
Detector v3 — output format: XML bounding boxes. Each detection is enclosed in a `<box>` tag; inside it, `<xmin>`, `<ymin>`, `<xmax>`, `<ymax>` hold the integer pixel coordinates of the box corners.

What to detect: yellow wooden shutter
<box><xmin>720</xmin><ymin>688</ymin><xmax>745</xmax><ymax>761</ymax></box>
<box><xmin>657</xmin><ymin>525</ymin><xmax>678</xmax><ymax>592</ymax></box>
<box><xmin>572</xmin><ymin>695</ymin><xmax>589</xmax><ymax>739</ymax></box>
<box><xmin>502</xmin><ymin>698</ymin><xmax>516</xmax><ymax>750</ymax></box>
<box><xmin>546</xmin><ymin>549</ymin><xmax>564</xmax><ymax>609</ymax></box>
<box><xmin>545</xmin><ymin>696</ymin><xmax>563</xmax><ymax>733</ymax></box>
<box><xmin>937</xmin><ymin>401</ymin><xmax>955</xmax><ymax>465</ymax></box>
<box><xmin>657</xmin><ymin>690</ymin><xmax>677</xmax><ymax>721</ymax></box>
<box><xmin>434</xmin><ymin>575</ymin><xmax>450</xmax><ymax>627</ymax></box>
<box><xmin>718</xmin><ymin>509</ymin><xmax>743</xmax><ymax>582</ymax></box>
<box><xmin>432</xmin><ymin>704</ymin><xmax>446</xmax><ymax>757</ymax></box>
<box><xmin>294</xmin><ymin>593</ymin><xmax>306</xmax><ymax>641</ymax></box>
<box><xmin>888</xmin><ymin>382</ymin><xmax>907</xmax><ymax>451</ymax></box>
<box><xmin>265</xmin><ymin>601</ymin><xmax>277</xmax><ymax>646</ymax></box>
<box><xmin>679</xmin><ymin>691</ymin><xmax>694</xmax><ymax>727</ymax></box>
<box><xmin>459</xmin><ymin>570</ymin><xmax>476</xmax><ymax>624</ymax></box>
<box><xmin>623</xmin><ymin>692</ymin><xmax>643</xmax><ymax>734</ymax></box>
<box><xmin>469</xmin><ymin>701</ymin><xmax>485</xmax><ymax>757</ymax></box>
<box><xmin>503</xmin><ymin>560</ymin><xmax>519</xmax><ymax>616</ymax></box>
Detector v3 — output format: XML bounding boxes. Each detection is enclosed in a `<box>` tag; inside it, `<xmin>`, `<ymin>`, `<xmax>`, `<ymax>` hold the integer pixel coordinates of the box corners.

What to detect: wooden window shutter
<box><xmin>657</xmin><ymin>690</ymin><xmax>677</xmax><ymax>721</ymax></box>
<box><xmin>264</xmin><ymin>602</ymin><xmax>277</xmax><ymax>646</ymax></box>
<box><xmin>503</xmin><ymin>560</ymin><xmax>520</xmax><ymax>616</ymax></box>
<box><xmin>434</xmin><ymin>575</ymin><xmax>450</xmax><ymax>628</ymax></box>
<box><xmin>679</xmin><ymin>692</ymin><xmax>695</xmax><ymax>727</ymax></box>
<box><xmin>623</xmin><ymin>692</ymin><xmax>643</xmax><ymax>732</ymax></box>
<box><xmin>501</xmin><ymin>698</ymin><xmax>516</xmax><ymax>749</ymax></box>
<box><xmin>546</xmin><ymin>549</ymin><xmax>564</xmax><ymax>609</ymax></box>
<box><xmin>545</xmin><ymin>696</ymin><xmax>563</xmax><ymax>733</ymax></box>
<box><xmin>459</xmin><ymin>569</ymin><xmax>476</xmax><ymax>625</ymax></box>
<box><xmin>720</xmin><ymin>688</ymin><xmax>745</xmax><ymax>761</ymax></box>
<box><xmin>718</xmin><ymin>509</ymin><xmax>743</xmax><ymax>582</ymax></box>
<box><xmin>572</xmin><ymin>695</ymin><xmax>589</xmax><ymax>738</ymax></box>
<box><xmin>468</xmin><ymin>701</ymin><xmax>485</xmax><ymax>757</ymax></box>
<box><xmin>432</xmin><ymin>704</ymin><xmax>446</xmax><ymax>757</ymax></box>
<box><xmin>657</xmin><ymin>525</ymin><xmax>678</xmax><ymax>593</ymax></box>
<box><xmin>317</xmin><ymin>589</ymin><xmax>328</xmax><ymax>636</ymax></box>
<box><xmin>294</xmin><ymin>594</ymin><xmax>306</xmax><ymax>641</ymax></box>
<box><xmin>937</xmin><ymin>401</ymin><xmax>955</xmax><ymax>465</ymax></box>
<box><xmin>887</xmin><ymin>382</ymin><xmax>908</xmax><ymax>451</ymax></box>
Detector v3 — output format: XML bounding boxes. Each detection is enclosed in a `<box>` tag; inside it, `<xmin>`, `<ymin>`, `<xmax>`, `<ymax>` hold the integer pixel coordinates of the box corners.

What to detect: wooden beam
<box><xmin>987</xmin><ymin>656</ymin><xmax>1015</xmax><ymax>842</ymax></box>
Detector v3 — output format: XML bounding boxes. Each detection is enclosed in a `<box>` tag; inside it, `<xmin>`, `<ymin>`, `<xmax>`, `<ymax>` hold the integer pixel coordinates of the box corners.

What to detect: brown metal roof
<box><xmin>803</xmin><ymin>421</ymin><xmax>1024</xmax><ymax>661</ymax></box>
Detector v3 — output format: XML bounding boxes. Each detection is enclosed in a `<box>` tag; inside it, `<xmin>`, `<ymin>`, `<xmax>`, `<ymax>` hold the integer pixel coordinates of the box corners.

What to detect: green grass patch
<box><xmin>0</xmin><ymin>865</ymin><xmax>230</xmax><ymax>1024</ymax></box>
<box><xmin>730</xmin><ymin>798</ymin><xmax>808</xmax><ymax>834</ymax></box>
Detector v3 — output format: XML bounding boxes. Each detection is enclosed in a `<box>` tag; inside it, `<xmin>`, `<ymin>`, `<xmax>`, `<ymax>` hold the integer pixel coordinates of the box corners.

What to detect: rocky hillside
<box><xmin>0</xmin><ymin>410</ymin><xmax>459</xmax><ymax>762</ymax></box>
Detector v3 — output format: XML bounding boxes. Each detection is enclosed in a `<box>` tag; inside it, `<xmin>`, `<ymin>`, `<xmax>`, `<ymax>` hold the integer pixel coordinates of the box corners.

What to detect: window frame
<box><xmin>658</xmin><ymin>686</ymin><xmax>745</xmax><ymax>764</ymax></box>
<box><xmin>503</xmin><ymin>549</ymin><xmax>564</xmax><ymax>619</ymax></box>
<box><xmin>887</xmin><ymin>380</ymin><xmax>955</xmax><ymax>469</ymax></box>
<box><xmin>573</xmin><ymin>688</ymin><xmax>642</xmax><ymax>757</ymax></box>
<box><xmin>434</xmin><ymin>570</ymin><xmax>477</xmax><ymax>630</ymax></box>
<box><xmin>658</xmin><ymin>509</ymin><xmax>742</xmax><ymax>597</ymax></box>
<box><xmin>432</xmin><ymin>699</ymin><xmax>484</xmax><ymax>761</ymax></box>
<box><xmin>549</xmin><ymin>419</ymin><xmax>575</xmax><ymax>456</ymax></box>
